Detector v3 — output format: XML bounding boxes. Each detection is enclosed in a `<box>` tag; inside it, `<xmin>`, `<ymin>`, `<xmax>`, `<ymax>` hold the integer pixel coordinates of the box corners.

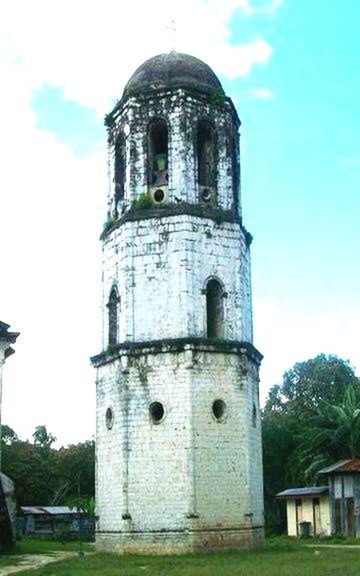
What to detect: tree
<box><xmin>1</xmin><ymin>426</ymin><xmax>94</xmax><ymax>507</ymax></box>
<box><xmin>2</xmin><ymin>440</ymin><xmax>56</xmax><ymax>505</ymax></box>
<box><xmin>293</xmin><ymin>384</ymin><xmax>360</xmax><ymax>481</ymax></box>
<box><xmin>1</xmin><ymin>425</ymin><xmax>18</xmax><ymax>445</ymax></box>
<box><xmin>264</xmin><ymin>354</ymin><xmax>359</xmax><ymax>418</ymax></box>
<box><xmin>54</xmin><ymin>440</ymin><xmax>95</xmax><ymax>503</ymax></box>
<box><xmin>262</xmin><ymin>354</ymin><xmax>360</xmax><ymax>532</ymax></box>
<box><xmin>33</xmin><ymin>425</ymin><xmax>56</xmax><ymax>450</ymax></box>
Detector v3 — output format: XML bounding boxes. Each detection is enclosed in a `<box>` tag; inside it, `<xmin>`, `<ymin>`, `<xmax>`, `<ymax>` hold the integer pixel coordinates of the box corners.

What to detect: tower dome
<box><xmin>123</xmin><ymin>51</ymin><xmax>224</xmax><ymax>97</ymax></box>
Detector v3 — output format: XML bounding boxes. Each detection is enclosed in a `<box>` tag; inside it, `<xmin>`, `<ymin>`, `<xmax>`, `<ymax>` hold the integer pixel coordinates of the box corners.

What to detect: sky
<box><xmin>0</xmin><ymin>0</ymin><xmax>359</xmax><ymax>447</ymax></box>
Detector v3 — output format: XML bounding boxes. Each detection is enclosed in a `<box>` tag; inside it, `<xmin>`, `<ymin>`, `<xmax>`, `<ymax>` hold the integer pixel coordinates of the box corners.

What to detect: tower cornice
<box><xmin>91</xmin><ymin>338</ymin><xmax>263</xmax><ymax>368</ymax></box>
<box><xmin>101</xmin><ymin>203</ymin><xmax>253</xmax><ymax>246</ymax></box>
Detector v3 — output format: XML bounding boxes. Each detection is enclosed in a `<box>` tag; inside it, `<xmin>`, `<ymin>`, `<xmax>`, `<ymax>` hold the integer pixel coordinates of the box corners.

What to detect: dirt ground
<box><xmin>0</xmin><ymin>551</ymin><xmax>77</xmax><ymax>575</ymax></box>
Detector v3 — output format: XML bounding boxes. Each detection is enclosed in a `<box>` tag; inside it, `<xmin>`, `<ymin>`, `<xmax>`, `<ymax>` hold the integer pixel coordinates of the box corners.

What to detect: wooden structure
<box><xmin>319</xmin><ymin>459</ymin><xmax>360</xmax><ymax>537</ymax></box>
<box><xmin>19</xmin><ymin>506</ymin><xmax>93</xmax><ymax>537</ymax></box>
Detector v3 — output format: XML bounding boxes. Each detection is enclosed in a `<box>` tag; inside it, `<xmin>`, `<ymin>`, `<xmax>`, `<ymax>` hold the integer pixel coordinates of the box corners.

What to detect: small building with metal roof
<box><xmin>276</xmin><ymin>486</ymin><xmax>330</xmax><ymax>537</ymax></box>
<box><xmin>19</xmin><ymin>506</ymin><xmax>89</xmax><ymax>537</ymax></box>
<box><xmin>318</xmin><ymin>459</ymin><xmax>360</xmax><ymax>537</ymax></box>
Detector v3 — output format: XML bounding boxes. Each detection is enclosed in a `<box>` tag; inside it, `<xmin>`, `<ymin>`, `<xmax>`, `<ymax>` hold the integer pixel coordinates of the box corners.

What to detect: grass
<box><xmin>0</xmin><ymin>538</ymin><xmax>93</xmax><ymax>570</ymax></box>
<box><xmin>15</xmin><ymin>538</ymin><xmax>93</xmax><ymax>554</ymax></box>
<box><xmin>2</xmin><ymin>537</ymin><xmax>360</xmax><ymax>575</ymax></box>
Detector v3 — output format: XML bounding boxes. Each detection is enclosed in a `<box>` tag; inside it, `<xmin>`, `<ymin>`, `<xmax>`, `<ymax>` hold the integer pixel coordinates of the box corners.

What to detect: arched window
<box><xmin>148</xmin><ymin>119</ymin><xmax>168</xmax><ymax>186</ymax></box>
<box><xmin>107</xmin><ymin>287</ymin><xmax>119</xmax><ymax>345</ymax></box>
<box><xmin>197</xmin><ymin>120</ymin><xmax>215</xmax><ymax>193</ymax></box>
<box><xmin>114</xmin><ymin>132</ymin><xmax>126</xmax><ymax>211</ymax></box>
<box><xmin>206</xmin><ymin>279</ymin><xmax>224</xmax><ymax>338</ymax></box>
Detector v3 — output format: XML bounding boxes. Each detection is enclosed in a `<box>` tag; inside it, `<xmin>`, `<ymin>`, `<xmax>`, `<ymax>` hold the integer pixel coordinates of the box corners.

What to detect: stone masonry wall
<box><xmin>101</xmin><ymin>215</ymin><xmax>252</xmax><ymax>349</ymax></box>
<box><xmin>95</xmin><ymin>343</ymin><xmax>264</xmax><ymax>552</ymax></box>
<box><xmin>107</xmin><ymin>89</ymin><xmax>240</xmax><ymax>218</ymax></box>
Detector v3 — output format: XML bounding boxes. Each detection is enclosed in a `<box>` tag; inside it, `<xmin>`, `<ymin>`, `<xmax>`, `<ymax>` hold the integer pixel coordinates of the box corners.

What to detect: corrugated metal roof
<box><xmin>42</xmin><ymin>506</ymin><xmax>77</xmax><ymax>515</ymax></box>
<box><xmin>21</xmin><ymin>507</ymin><xmax>45</xmax><ymax>515</ymax></box>
<box><xmin>276</xmin><ymin>486</ymin><xmax>329</xmax><ymax>499</ymax></box>
<box><xmin>21</xmin><ymin>506</ymin><xmax>79</xmax><ymax>515</ymax></box>
<box><xmin>318</xmin><ymin>459</ymin><xmax>360</xmax><ymax>474</ymax></box>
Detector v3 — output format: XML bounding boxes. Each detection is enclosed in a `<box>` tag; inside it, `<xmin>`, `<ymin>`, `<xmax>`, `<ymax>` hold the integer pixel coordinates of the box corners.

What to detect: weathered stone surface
<box><xmin>94</xmin><ymin>52</ymin><xmax>264</xmax><ymax>554</ymax></box>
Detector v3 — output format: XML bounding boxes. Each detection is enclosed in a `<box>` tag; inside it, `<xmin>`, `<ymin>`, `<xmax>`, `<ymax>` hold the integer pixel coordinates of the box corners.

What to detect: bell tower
<box><xmin>92</xmin><ymin>51</ymin><xmax>264</xmax><ymax>553</ymax></box>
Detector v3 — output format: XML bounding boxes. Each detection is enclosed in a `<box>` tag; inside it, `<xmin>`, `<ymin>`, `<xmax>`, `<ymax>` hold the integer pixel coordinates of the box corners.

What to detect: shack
<box><xmin>276</xmin><ymin>486</ymin><xmax>330</xmax><ymax>536</ymax></box>
<box><xmin>20</xmin><ymin>506</ymin><xmax>84</xmax><ymax>537</ymax></box>
<box><xmin>318</xmin><ymin>459</ymin><xmax>360</xmax><ymax>537</ymax></box>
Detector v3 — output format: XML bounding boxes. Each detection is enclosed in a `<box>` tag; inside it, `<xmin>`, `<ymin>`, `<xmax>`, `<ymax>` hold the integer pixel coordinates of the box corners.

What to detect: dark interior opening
<box><xmin>148</xmin><ymin>119</ymin><xmax>168</xmax><ymax>186</ymax></box>
<box><xmin>114</xmin><ymin>132</ymin><xmax>126</xmax><ymax>210</ymax></box>
<box><xmin>108</xmin><ymin>288</ymin><xmax>119</xmax><ymax>345</ymax></box>
<box><xmin>197</xmin><ymin>120</ymin><xmax>215</xmax><ymax>188</ymax></box>
<box><xmin>206</xmin><ymin>279</ymin><xmax>223</xmax><ymax>338</ymax></box>
<box><xmin>212</xmin><ymin>399</ymin><xmax>226</xmax><ymax>421</ymax></box>
<box><xmin>149</xmin><ymin>401</ymin><xmax>165</xmax><ymax>423</ymax></box>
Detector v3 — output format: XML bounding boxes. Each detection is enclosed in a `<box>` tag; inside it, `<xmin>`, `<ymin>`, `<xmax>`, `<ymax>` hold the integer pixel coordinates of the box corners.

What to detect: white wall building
<box><xmin>276</xmin><ymin>487</ymin><xmax>331</xmax><ymax>537</ymax></box>
<box><xmin>92</xmin><ymin>51</ymin><xmax>264</xmax><ymax>554</ymax></box>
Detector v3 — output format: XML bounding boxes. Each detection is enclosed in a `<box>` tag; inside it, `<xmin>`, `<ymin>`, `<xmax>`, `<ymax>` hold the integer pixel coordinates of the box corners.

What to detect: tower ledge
<box><xmin>91</xmin><ymin>338</ymin><xmax>263</xmax><ymax>368</ymax></box>
<box><xmin>101</xmin><ymin>203</ymin><xmax>253</xmax><ymax>246</ymax></box>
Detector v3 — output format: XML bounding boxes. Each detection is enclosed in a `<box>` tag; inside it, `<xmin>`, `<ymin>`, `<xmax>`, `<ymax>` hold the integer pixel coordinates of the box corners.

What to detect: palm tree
<box><xmin>293</xmin><ymin>385</ymin><xmax>360</xmax><ymax>483</ymax></box>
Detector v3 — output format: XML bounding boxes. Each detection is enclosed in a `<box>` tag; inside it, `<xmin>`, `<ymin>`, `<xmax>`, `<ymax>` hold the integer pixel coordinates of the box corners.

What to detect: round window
<box><xmin>154</xmin><ymin>189</ymin><xmax>165</xmax><ymax>203</ymax></box>
<box><xmin>212</xmin><ymin>399</ymin><xmax>227</xmax><ymax>422</ymax></box>
<box><xmin>201</xmin><ymin>188</ymin><xmax>212</xmax><ymax>202</ymax></box>
<box><xmin>149</xmin><ymin>401</ymin><xmax>165</xmax><ymax>424</ymax></box>
<box><xmin>105</xmin><ymin>407</ymin><xmax>114</xmax><ymax>429</ymax></box>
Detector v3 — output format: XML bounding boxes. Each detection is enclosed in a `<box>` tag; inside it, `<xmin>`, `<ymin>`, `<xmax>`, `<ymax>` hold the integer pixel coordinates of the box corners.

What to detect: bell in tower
<box><xmin>92</xmin><ymin>51</ymin><xmax>264</xmax><ymax>554</ymax></box>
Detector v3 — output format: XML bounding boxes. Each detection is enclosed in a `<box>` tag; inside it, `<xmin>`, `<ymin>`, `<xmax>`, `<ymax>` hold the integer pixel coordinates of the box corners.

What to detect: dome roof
<box><xmin>123</xmin><ymin>52</ymin><xmax>224</xmax><ymax>97</ymax></box>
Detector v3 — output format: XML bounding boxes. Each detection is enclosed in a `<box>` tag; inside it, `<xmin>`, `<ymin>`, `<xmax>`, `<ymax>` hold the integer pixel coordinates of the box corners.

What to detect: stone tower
<box><xmin>92</xmin><ymin>52</ymin><xmax>264</xmax><ymax>554</ymax></box>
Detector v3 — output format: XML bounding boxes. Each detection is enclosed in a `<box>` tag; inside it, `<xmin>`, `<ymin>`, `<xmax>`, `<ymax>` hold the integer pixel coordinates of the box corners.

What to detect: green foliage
<box><xmin>33</xmin><ymin>425</ymin><xmax>56</xmax><ymax>450</ymax></box>
<box><xmin>1</xmin><ymin>424</ymin><xmax>18</xmax><ymax>445</ymax></box>
<box><xmin>294</xmin><ymin>384</ymin><xmax>360</xmax><ymax>478</ymax></box>
<box><xmin>265</xmin><ymin>354</ymin><xmax>358</xmax><ymax>417</ymax></box>
<box><xmin>103</xmin><ymin>215</ymin><xmax>117</xmax><ymax>232</ymax></box>
<box><xmin>130</xmin><ymin>193</ymin><xmax>153</xmax><ymax>211</ymax></box>
<box><xmin>54</xmin><ymin>441</ymin><xmax>95</xmax><ymax>503</ymax></box>
<box><xmin>1</xmin><ymin>426</ymin><xmax>95</xmax><ymax>508</ymax></box>
<box><xmin>104</xmin><ymin>113</ymin><xmax>114</xmax><ymax>128</ymax></box>
<box><xmin>262</xmin><ymin>354</ymin><xmax>360</xmax><ymax>532</ymax></box>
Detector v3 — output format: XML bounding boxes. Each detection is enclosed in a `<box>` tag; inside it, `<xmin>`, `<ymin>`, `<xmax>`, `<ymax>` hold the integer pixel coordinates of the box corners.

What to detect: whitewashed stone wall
<box><xmin>101</xmin><ymin>216</ymin><xmax>252</xmax><ymax>349</ymax></box>
<box><xmin>94</xmin><ymin>343</ymin><xmax>263</xmax><ymax>553</ymax></box>
<box><xmin>107</xmin><ymin>89</ymin><xmax>240</xmax><ymax>218</ymax></box>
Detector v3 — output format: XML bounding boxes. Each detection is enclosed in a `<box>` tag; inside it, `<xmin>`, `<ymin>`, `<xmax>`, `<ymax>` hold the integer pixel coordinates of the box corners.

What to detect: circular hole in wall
<box><xmin>212</xmin><ymin>399</ymin><xmax>227</xmax><ymax>422</ymax></box>
<box><xmin>105</xmin><ymin>407</ymin><xmax>114</xmax><ymax>429</ymax></box>
<box><xmin>201</xmin><ymin>188</ymin><xmax>211</xmax><ymax>203</ymax></box>
<box><xmin>154</xmin><ymin>189</ymin><xmax>165</xmax><ymax>203</ymax></box>
<box><xmin>149</xmin><ymin>401</ymin><xmax>165</xmax><ymax>424</ymax></box>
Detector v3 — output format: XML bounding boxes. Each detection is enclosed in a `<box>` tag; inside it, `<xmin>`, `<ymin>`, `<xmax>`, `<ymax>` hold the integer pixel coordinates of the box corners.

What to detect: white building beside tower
<box><xmin>92</xmin><ymin>51</ymin><xmax>264</xmax><ymax>554</ymax></box>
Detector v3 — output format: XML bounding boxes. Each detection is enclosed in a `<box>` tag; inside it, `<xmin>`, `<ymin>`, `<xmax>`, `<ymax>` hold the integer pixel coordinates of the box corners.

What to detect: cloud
<box><xmin>254</xmin><ymin>298</ymin><xmax>360</xmax><ymax>406</ymax></box>
<box><xmin>0</xmin><ymin>0</ymin><xmax>276</xmax><ymax>444</ymax></box>
<box><xmin>247</xmin><ymin>0</ymin><xmax>284</xmax><ymax>14</ymax></box>
<box><xmin>251</xmin><ymin>87</ymin><xmax>274</xmax><ymax>99</ymax></box>
<box><xmin>1</xmin><ymin>0</ymin><xmax>273</xmax><ymax>114</ymax></box>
